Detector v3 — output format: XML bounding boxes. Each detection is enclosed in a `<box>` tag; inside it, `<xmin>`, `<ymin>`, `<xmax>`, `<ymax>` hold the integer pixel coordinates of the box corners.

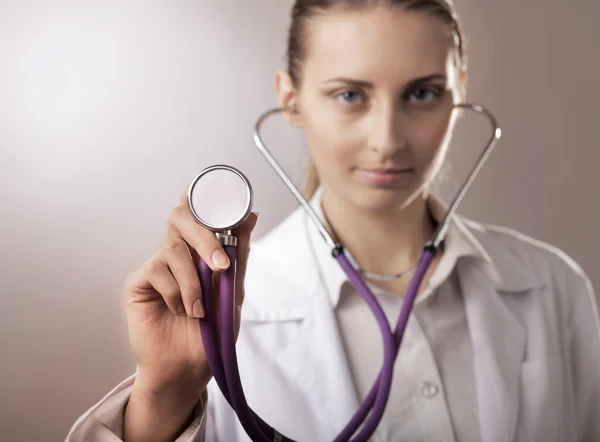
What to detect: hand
<box><xmin>123</xmin><ymin>187</ymin><xmax>258</xmax><ymax>441</ymax></box>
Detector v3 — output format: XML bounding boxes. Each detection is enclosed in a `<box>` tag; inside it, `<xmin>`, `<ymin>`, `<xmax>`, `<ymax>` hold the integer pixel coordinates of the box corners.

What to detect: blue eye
<box><xmin>335</xmin><ymin>90</ymin><xmax>364</xmax><ymax>105</ymax></box>
<box><xmin>407</xmin><ymin>87</ymin><xmax>442</xmax><ymax>103</ymax></box>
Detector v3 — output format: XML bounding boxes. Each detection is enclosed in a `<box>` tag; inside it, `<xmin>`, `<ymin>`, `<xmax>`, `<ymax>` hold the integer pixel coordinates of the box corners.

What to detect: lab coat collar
<box><xmin>244</xmin><ymin>189</ymin><xmax>543</xmax><ymax>322</ymax></box>
<box><xmin>305</xmin><ymin>186</ymin><xmax>525</xmax><ymax>308</ymax></box>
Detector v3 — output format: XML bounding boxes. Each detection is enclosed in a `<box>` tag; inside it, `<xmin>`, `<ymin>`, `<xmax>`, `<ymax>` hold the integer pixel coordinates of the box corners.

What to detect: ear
<box><xmin>451</xmin><ymin>67</ymin><xmax>468</xmax><ymax>123</ymax></box>
<box><xmin>458</xmin><ymin>68</ymin><xmax>468</xmax><ymax>101</ymax></box>
<box><xmin>274</xmin><ymin>68</ymin><xmax>304</xmax><ymax>128</ymax></box>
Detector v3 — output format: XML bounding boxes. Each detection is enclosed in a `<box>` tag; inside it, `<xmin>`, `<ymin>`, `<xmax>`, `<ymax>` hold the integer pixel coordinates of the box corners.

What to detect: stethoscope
<box><xmin>186</xmin><ymin>103</ymin><xmax>502</xmax><ymax>442</ymax></box>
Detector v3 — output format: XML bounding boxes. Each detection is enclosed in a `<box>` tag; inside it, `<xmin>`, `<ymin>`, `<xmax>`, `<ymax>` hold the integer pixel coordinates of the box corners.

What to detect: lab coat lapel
<box><xmin>274</xmin><ymin>289</ymin><xmax>361</xmax><ymax>440</ymax></box>
<box><xmin>245</xmin><ymin>207</ymin><xmax>360</xmax><ymax>438</ymax></box>
<box><xmin>459</xmin><ymin>260</ymin><xmax>526</xmax><ymax>442</ymax></box>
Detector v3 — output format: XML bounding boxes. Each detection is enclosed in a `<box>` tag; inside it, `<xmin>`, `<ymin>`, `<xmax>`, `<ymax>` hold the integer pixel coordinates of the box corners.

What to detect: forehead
<box><xmin>302</xmin><ymin>6</ymin><xmax>456</xmax><ymax>82</ymax></box>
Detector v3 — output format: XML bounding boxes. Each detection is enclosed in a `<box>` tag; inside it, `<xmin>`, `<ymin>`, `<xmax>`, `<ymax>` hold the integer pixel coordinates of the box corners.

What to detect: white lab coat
<box><xmin>67</xmin><ymin>206</ymin><xmax>600</xmax><ymax>442</ymax></box>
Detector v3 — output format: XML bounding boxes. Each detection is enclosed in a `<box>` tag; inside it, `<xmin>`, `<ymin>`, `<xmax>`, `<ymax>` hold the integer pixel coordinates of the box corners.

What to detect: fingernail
<box><xmin>192</xmin><ymin>299</ymin><xmax>205</xmax><ymax>318</ymax></box>
<box><xmin>212</xmin><ymin>249</ymin><xmax>230</xmax><ymax>269</ymax></box>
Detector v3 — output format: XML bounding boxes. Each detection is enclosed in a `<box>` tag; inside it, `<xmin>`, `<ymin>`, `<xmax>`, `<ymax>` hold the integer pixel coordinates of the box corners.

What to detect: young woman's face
<box><xmin>279</xmin><ymin>6</ymin><xmax>464</xmax><ymax>212</ymax></box>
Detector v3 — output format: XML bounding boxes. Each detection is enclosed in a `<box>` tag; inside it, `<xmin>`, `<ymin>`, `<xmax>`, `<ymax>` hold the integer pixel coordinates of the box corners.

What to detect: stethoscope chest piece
<box><xmin>187</xmin><ymin>165</ymin><xmax>254</xmax><ymax>244</ymax></box>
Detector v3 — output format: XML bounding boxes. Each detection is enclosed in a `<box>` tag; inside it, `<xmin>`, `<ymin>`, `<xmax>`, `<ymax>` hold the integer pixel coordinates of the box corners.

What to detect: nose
<box><xmin>368</xmin><ymin>102</ymin><xmax>407</xmax><ymax>155</ymax></box>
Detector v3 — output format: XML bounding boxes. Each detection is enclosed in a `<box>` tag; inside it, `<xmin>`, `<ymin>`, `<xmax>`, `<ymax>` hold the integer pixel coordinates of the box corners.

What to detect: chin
<box><xmin>349</xmin><ymin>187</ymin><xmax>415</xmax><ymax>213</ymax></box>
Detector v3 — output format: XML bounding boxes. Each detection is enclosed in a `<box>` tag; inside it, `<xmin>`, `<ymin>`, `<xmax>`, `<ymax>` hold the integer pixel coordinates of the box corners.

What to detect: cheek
<box><xmin>305</xmin><ymin>123</ymin><xmax>352</xmax><ymax>179</ymax></box>
<box><xmin>303</xmin><ymin>100</ymin><xmax>364</xmax><ymax>171</ymax></box>
<box><xmin>406</xmin><ymin>109</ymin><xmax>454</xmax><ymax>165</ymax></box>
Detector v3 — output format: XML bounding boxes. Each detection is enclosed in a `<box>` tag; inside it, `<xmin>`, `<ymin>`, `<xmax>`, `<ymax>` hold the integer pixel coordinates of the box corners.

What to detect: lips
<box><xmin>361</xmin><ymin>168</ymin><xmax>411</xmax><ymax>173</ymax></box>
<box><xmin>355</xmin><ymin>167</ymin><xmax>414</xmax><ymax>185</ymax></box>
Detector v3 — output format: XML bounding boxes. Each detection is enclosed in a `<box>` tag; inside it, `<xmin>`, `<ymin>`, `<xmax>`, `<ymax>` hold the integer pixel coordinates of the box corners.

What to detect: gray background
<box><xmin>0</xmin><ymin>1</ymin><xmax>598</xmax><ymax>440</ymax></box>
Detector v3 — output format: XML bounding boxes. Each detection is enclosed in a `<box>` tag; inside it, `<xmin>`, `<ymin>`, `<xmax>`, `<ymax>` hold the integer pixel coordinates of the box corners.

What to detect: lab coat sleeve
<box><xmin>568</xmin><ymin>270</ymin><xmax>600</xmax><ymax>441</ymax></box>
<box><xmin>65</xmin><ymin>373</ymin><xmax>209</xmax><ymax>442</ymax></box>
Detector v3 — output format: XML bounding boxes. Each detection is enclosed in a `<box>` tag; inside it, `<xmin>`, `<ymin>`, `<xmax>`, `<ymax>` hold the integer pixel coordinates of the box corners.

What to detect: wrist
<box><xmin>123</xmin><ymin>376</ymin><xmax>205</xmax><ymax>442</ymax></box>
<box><xmin>132</xmin><ymin>373</ymin><xmax>204</xmax><ymax>413</ymax></box>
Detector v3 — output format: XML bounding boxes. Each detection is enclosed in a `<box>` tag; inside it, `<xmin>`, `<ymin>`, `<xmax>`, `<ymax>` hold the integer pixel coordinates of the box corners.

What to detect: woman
<box><xmin>67</xmin><ymin>0</ymin><xmax>600</xmax><ymax>441</ymax></box>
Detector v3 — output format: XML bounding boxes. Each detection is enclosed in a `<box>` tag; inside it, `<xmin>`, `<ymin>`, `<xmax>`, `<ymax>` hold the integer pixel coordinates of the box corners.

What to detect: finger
<box><xmin>179</xmin><ymin>183</ymin><xmax>192</xmax><ymax>207</ymax></box>
<box><xmin>167</xmin><ymin>205</ymin><xmax>230</xmax><ymax>272</ymax></box>
<box><xmin>140</xmin><ymin>258</ymin><xmax>186</xmax><ymax>316</ymax></box>
<box><xmin>165</xmin><ymin>223</ymin><xmax>201</xmax><ymax>267</ymax></box>
<box><xmin>233</xmin><ymin>212</ymin><xmax>259</xmax><ymax>250</ymax></box>
<box><xmin>162</xmin><ymin>239</ymin><xmax>205</xmax><ymax>318</ymax></box>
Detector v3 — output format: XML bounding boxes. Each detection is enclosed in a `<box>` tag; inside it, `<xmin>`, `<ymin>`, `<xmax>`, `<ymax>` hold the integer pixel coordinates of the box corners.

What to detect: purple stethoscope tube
<box><xmin>197</xmin><ymin>244</ymin><xmax>436</xmax><ymax>442</ymax></box>
<box><xmin>188</xmin><ymin>103</ymin><xmax>502</xmax><ymax>441</ymax></box>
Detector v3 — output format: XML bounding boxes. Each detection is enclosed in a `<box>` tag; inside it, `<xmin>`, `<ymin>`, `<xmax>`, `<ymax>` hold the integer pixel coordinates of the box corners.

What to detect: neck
<box><xmin>320</xmin><ymin>188</ymin><xmax>437</xmax><ymax>277</ymax></box>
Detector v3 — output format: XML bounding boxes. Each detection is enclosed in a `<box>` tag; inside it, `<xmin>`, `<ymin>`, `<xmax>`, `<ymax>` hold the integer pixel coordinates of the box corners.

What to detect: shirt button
<box><xmin>419</xmin><ymin>381</ymin><xmax>440</xmax><ymax>398</ymax></box>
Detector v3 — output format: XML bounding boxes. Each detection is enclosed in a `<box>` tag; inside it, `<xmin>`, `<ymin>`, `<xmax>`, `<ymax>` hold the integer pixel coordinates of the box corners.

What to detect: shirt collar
<box><xmin>304</xmin><ymin>187</ymin><xmax>501</xmax><ymax>307</ymax></box>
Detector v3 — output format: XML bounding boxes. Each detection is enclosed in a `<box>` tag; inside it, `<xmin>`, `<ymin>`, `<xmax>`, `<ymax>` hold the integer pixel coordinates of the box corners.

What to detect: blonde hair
<box><xmin>302</xmin><ymin>156</ymin><xmax>320</xmax><ymax>200</ymax></box>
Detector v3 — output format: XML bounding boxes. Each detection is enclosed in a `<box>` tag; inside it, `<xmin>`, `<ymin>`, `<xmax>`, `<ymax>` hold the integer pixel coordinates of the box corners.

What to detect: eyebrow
<box><xmin>323</xmin><ymin>74</ymin><xmax>447</xmax><ymax>88</ymax></box>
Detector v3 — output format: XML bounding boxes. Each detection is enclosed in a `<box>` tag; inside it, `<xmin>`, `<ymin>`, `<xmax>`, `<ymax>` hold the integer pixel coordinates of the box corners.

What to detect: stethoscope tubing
<box><xmin>198</xmin><ymin>244</ymin><xmax>437</xmax><ymax>442</ymax></box>
<box><xmin>198</xmin><ymin>247</ymin><xmax>277</xmax><ymax>442</ymax></box>
<box><xmin>195</xmin><ymin>102</ymin><xmax>501</xmax><ymax>442</ymax></box>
